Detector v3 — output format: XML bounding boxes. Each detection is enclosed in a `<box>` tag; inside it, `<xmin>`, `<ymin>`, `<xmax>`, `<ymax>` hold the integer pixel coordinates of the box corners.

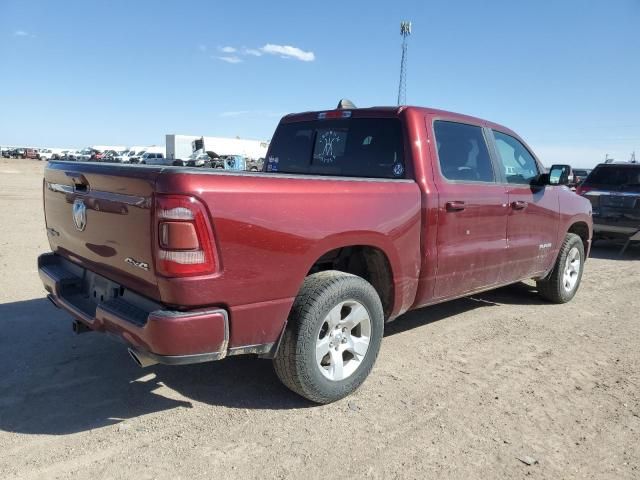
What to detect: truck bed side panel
<box><xmin>155</xmin><ymin>171</ymin><xmax>422</xmax><ymax>347</ymax></box>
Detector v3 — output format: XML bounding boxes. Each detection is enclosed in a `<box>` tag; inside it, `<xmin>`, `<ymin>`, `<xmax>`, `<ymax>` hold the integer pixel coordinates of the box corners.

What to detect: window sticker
<box><xmin>266</xmin><ymin>155</ymin><xmax>279</xmax><ymax>171</ymax></box>
<box><xmin>313</xmin><ymin>129</ymin><xmax>347</xmax><ymax>164</ymax></box>
<box><xmin>392</xmin><ymin>162</ymin><xmax>404</xmax><ymax>177</ymax></box>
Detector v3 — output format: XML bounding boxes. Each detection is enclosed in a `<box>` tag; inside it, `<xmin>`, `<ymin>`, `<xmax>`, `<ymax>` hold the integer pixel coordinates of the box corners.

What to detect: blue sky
<box><xmin>1</xmin><ymin>0</ymin><xmax>638</xmax><ymax>167</ymax></box>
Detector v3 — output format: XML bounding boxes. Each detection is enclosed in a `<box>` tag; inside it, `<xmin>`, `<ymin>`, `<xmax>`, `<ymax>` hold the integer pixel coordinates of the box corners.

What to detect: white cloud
<box><xmin>242</xmin><ymin>48</ymin><xmax>263</xmax><ymax>57</ymax></box>
<box><xmin>260</xmin><ymin>43</ymin><xmax>315</xmax><ymax>62</ymax></box>
<box><xmin>217</xmin><ymin>56</ymin><xmax>243</xmax><ymax>64</ymax></box>
<box><xmin>14</xmin><ymin>30</ymin><xmax>29</xmax><ymax>37</ymax></box>
<box><xmin>219</xmin><ymin>46</ymin><xmax>237</xmax><ymax>53</ymax></box>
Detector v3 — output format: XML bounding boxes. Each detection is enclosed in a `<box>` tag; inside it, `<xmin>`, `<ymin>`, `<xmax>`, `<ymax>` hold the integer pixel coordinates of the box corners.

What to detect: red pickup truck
<box><xmin>39</xmin><ymin>104</ymin><xmax>593</xmax><ymax>403</ymax></box>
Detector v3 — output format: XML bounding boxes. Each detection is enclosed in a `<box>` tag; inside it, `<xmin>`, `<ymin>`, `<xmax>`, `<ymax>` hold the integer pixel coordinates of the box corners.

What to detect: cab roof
<box><xmin>280</xmin><ymin>105</ymin><xmax>517</xmax><ymax>137</ymax></box>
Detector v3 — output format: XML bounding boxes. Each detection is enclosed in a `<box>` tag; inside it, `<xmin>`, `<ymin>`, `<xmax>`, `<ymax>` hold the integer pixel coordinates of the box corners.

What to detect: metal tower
<box><xmin>397</xmin><ymin>21</ymin><xmax>412</xmax><ymax>105</ymax></box>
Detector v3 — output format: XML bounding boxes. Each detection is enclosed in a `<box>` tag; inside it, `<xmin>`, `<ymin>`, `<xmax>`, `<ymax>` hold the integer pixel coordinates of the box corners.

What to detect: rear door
<box><xmin>489</xmin><ymin>130</ymin><xmax>559</xmax><ymax>279</ymax></box>
<box><xmin>430</xmin><ymin>120</ymin><xmax>509</xmax><ymax>299</ymax></box>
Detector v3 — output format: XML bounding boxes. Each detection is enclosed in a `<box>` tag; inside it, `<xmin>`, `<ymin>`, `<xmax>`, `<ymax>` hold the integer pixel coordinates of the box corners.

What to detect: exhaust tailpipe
<box><xmin>128</xmin><ymin>348</ymin><xmax>158</xmax><ymax>368</ymax></box>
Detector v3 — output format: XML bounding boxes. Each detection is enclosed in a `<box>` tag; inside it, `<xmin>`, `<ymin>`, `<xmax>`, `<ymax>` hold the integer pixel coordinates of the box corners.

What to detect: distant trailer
<box><xmin>166</xmin><ymin>134</ymin><xmax>269</xmax><ymax>161</ymax></box>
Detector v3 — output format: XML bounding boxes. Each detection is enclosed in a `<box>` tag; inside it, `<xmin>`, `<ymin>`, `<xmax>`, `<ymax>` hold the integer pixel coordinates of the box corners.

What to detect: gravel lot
<box><xmin>0</xmin><ymin>157</ymin><xmax>638</xmax><ymax>479</ymax></box>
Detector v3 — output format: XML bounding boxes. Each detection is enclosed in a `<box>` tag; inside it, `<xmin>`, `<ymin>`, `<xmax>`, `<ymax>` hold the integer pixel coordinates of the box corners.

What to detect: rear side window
<box><xmin>584</xmin><ymin>165</ymin><xmax>640</xmax><ymax>188</ymax></box>
<box><xmin>433</xmin><ymin>121</ymin><xmax>495</xmax><ymax>182</ymax></box>
<box><xmin>492</xmin><ymin>131</ymin><xmax>539</xmax><ymax>184</ymax></box>
<box><xmin>266</xmin><ymin>118</ymin><xmax>405</xmax><ymax>179</ymax></box>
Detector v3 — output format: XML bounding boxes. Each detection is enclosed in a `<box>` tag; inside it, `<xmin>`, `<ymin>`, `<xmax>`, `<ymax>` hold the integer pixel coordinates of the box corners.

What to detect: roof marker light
<box><xmin>318</xmin><ymin>110</ymin><xmax>352</xmax><ymax>120</ymax></box>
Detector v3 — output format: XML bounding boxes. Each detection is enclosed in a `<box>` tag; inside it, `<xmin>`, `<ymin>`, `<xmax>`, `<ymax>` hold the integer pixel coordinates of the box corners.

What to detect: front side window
<box><xmin>266</xmin><ymin>118</ymin><xmax>405</xmax><ymax>179</ymax></box>
<box><xmin>492</xmin><ymin>131</ymin><xmax>539</xmax><ymax>184</ymax></box>
<box><xmin>433</xmin><ymin>121</ymin><xmax>495</xmax><ymax>182</ymax></box>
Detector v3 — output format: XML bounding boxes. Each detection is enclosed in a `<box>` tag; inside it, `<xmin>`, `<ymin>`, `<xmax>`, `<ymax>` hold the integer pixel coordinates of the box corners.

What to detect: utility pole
<box><xmin>397</xmin><ymin>21</ymin><xmax>411</xmax><ymax>106</ymax></box>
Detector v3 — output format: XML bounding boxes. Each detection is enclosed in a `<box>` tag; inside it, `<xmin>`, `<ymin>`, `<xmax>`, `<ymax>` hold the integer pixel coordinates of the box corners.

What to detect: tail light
<box><xmin>154</xmin><ymin>194</ymin><xmax>218</xmax><ymax>277</ymax></box>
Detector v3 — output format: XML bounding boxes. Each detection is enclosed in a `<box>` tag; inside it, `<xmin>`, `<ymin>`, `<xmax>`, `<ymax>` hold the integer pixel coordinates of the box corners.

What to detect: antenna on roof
<box><xmin>337</xmin><ymin>99</ymin><xmax>356</xmax><ymax>109</ymax></box>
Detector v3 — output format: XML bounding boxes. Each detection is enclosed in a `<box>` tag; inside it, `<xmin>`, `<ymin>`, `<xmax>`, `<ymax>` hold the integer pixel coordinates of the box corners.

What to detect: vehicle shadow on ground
<box><xmin>0</xmin><ymin>283</ymin><xmax>546</xmax><ymax>435</ymax></box>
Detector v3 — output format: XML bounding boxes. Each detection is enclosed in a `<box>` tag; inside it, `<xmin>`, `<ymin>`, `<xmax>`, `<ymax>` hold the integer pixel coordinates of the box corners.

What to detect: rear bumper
<box><xmin>38</xmin><ymin>252</ymin><xmax>229</xmax><ymax>364</ymax></box>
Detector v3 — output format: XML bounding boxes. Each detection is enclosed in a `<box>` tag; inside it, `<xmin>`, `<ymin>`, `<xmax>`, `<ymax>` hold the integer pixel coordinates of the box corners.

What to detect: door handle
<box><xmin>511</xmin><ymin>200</ymin><xmax>528</xmax><ymax>210</ymax></box>
<box><xmin>445</xmin><ymin>201</ymin><xmax>466</xmax><ymax>212</ymax></box>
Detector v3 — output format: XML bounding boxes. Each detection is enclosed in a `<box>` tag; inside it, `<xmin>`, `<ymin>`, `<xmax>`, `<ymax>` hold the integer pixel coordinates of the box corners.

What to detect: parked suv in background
<box><xmin>39</xmin><ymin>104</ymin><xmax>592</xmax><ymax>403</ymax></box>
<box><xmin>38</xmin><ymin>149</ymin><xmax>53</xmax><ymax>161</ymax></box>
<box><xmin>139</xmin><ymin>152</ymin><xmax>168</xmax><ymax>165</ymax></box>
<box><xmin>577</xmin><ymin>163</ymin><xmax>640</xmax><ymax>243</ymax></box>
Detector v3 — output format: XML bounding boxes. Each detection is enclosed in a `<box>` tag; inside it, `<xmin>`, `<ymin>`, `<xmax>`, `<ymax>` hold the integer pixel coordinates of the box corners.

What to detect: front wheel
<box><xmin>274</xmin><ymin>271</ymin><xmax>384</xmax><ymax>404</ymax></box>
<box><xmin>536</xmin><ymin>233</ymin><xmax>585</xmax><ymax>303</ymax></box>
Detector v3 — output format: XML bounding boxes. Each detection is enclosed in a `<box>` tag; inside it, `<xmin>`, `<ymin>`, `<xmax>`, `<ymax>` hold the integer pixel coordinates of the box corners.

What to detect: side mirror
<box><xmin>547</xmin><ymin>164</ymin><xmax>572</xmax><ymax>185</ymax></box>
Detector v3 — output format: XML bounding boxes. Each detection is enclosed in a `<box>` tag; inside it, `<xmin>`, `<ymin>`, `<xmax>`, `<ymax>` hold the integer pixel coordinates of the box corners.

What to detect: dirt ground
<box><xmin>0</xmin><ymin>157</ymin><xmax>638</xmax><ymax>480</ymax></box>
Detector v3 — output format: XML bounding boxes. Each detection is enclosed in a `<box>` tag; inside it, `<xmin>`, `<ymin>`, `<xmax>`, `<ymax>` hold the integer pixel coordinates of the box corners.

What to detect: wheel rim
<box><xmin>562</xmin><ymin>246</ymin><xmax>581</xmax><ymax>292</ymax></box>
<box><xmin>315</xmin><ymin>300</ymin><xmax>372</xmax><ymax>382</ymax></box>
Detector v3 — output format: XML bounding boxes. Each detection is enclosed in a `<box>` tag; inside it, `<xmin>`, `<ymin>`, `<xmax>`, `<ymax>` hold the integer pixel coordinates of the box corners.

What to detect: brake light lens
<box><xmin>154</xmin><ymin>195</ymin><xmax>217</xmax><ymax>277</ymax></box>
<box><xmin>318</xmin><ymin>110</ymin><xmax>352</xmax><ymax>119</ymax></box>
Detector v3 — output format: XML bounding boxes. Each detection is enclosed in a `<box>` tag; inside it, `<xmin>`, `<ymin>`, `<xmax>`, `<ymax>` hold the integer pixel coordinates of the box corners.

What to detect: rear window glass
<box><xmin>266</xmin><ymin>118</ymin><xmax>405</xmax><ymax>179</ymax></box>
<box><xmin>584</xmin><ymin>165</ymin><xmax>640</xmax><ymax>187</ymax></box>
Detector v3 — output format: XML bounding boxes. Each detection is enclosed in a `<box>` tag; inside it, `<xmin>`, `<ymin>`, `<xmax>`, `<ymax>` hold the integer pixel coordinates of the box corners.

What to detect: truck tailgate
<box><xmin>44</xmin><ymin>162</ymin><xmax>161</xmax><ymax>294</ymax></box>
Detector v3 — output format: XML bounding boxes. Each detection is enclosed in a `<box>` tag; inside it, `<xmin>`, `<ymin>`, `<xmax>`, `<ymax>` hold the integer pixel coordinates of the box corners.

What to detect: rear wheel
<box><xmin>273</xmin><ymin>271</ymin><xmax>384</xmax><ymax>404</ymax></box>
<box><xmin>536</xmin><ymin>233</ymin><xmax>585</xmax><ymax>303</ymax></box>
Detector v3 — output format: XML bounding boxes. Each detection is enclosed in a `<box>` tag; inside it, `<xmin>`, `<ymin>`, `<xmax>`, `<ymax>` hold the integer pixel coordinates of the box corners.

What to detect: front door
<box><xmin>430</xmin><ymin>120</ymin><xmax>509</xmax><ymax>300</ymax></box>
<box><xmin>490</xmin><ymin>130</ymin><xmax>559</xmax><ymax>280</ymax></box>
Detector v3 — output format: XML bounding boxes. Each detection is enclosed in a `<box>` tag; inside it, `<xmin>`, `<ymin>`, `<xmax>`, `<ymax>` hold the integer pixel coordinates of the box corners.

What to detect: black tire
<box><xmin>536</xmin><ymin>233</ymin><xmax>585</xmax><ymax>303</ymax></box>
<box><xmin>273</xmin><ymin>271</ymin><xmax>384</xmax><ymax>404</ymax></box>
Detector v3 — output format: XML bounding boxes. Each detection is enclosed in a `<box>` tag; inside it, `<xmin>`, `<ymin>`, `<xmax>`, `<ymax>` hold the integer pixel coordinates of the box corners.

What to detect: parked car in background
<box><xmin>573</xmin><ymin>168</ymin><xmax>592</xmax><ymax>185</ymax></box>
<box><xmin>128</xmin><ymin>150</ymin><xmax>147</xmax><ymax>164</ymax></box>
<box><xmin>38</xmin><ymin>149</ymin><xmax>54</xmax><ymax>161</ymax></box>
<box><xmin>52</xmin><ymin>150</ymin><xmax>68</xmax><ymax>160</ymax></box>
<box><xmin>59</xmin><ymin>150</ymin><xmax>78</xmax><ymax>161</ymax></box>
<box><xmin>100</xmin><ymin>150</ymin><xmax>120</xmax><ymax>162</ymax></box>
<box><xmin>246</xmin><ymin>157</ymin><xmax>264</xmax><ymax>171</ymax></box>
<box><xmin>73</xmin><ymin>149</ymin><xmax>94</xmax><ymax>162</ymax></box>
<box><xmin>112</xmin><ymin>150</ymin><xmax>133</xmax><ymax>163</ymax></box>
<box><xmin>11</xmin><ymin>148</ymin><xmax>25</xmax><ymax>158</ymax></box>
<box><xmin>577</xmin><ymin>163</ymin><xmax>640</xmax><ymax>245</ymax></box>
<box><xmin>185</xmin><ymin>152</ymin><xmax>212</xmax><ymax>167</ymax></box>
<box><xmin>89</xmin><ymin>150</ymin><xmax>105</xmax><ymax>162</ymax></box>
<box><xmin>1</xmin><ymin>147</ymin><xmax>12</xmax><ymax>158</ymax></box>
<box><xmin>24</xmin><ymin>148</ymin><xmax>39</xmax><ymax>160</ymax></box>
<box><xmin>39</xmin><ymin>104</ymin><xmax>593</xmax><ymax>403</ymax></box>
<box><xmin>139</xmin><ymin>152</ymin><xmax>168</xmax><ymax>165</ymax></box>
<box><xmin>216</xmin><ymin>154</ymin><xmax>247</xmax><ymax>170</ymax></box>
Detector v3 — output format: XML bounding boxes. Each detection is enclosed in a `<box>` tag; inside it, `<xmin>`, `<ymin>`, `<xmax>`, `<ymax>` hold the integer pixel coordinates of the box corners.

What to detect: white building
<box><xmin>165</xmin><ymin>134</ymin><xmax>269</xmax><ymax>161</ymax></box>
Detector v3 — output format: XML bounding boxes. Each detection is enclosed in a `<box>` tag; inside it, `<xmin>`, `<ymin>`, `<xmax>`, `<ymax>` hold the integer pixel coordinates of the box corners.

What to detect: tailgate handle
<box><xmin>64</xmin><ymin>172</ymin><xmax>89</xmax><ymax>192</ymax></box>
